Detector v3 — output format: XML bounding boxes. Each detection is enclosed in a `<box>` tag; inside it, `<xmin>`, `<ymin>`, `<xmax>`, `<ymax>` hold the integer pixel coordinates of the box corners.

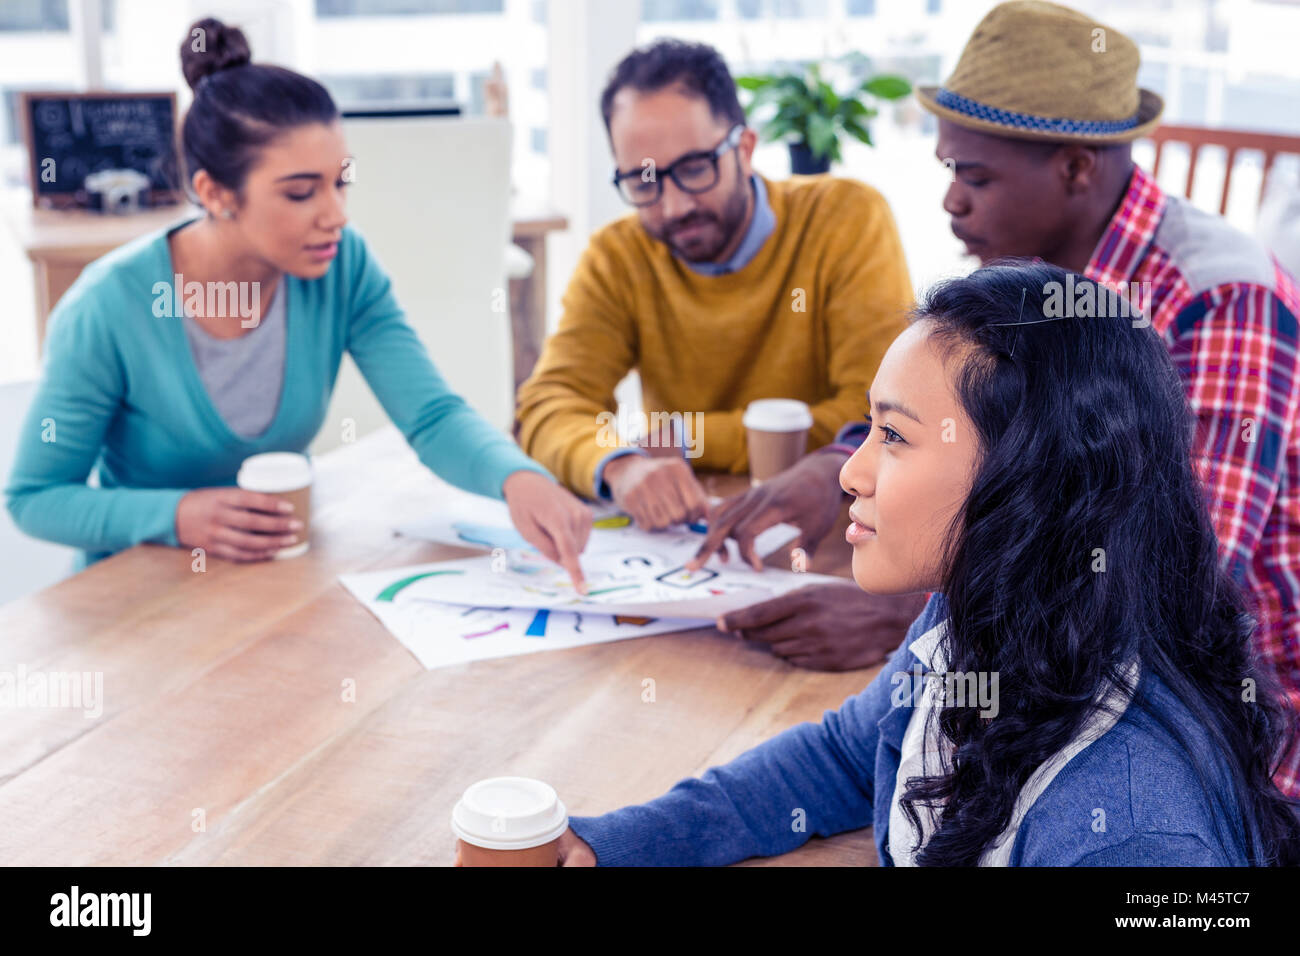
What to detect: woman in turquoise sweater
<box><xmin>4</xmin><ymin>18</ymin><xmax>591</xmax><ymax>582</ymax></box>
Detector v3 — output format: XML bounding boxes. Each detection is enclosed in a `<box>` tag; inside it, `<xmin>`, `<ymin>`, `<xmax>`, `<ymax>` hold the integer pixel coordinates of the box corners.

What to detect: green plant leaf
<box><xmin>843</xmin><ymin>117</ymin><xmax>873</xmax><ymax>146</ymax></box>
<box><xmin>806</xmin><ymin>112</ymin><xmax>837</xmax><ymax>160</ymax></box>
<box><xmin>743</xmin><ymin>85</ymin><xmax>782</xmax><ymax>114</ymax></box>
<box><xmin>816</xmin><ymin>80</ymin><xmax>840</xmax><ymax>115</ymax></box>
<box><xmin>763</xmin><ymin>118</ymin><xmax>796</xmax><ymax>143</ymax></box>
<box><xmin>743</xmin><ymin>62</ymin><xmax>896</xmax><ymax>156</ymax></box>
<box><xmin>779</xmin><ymin>73</ymin><xmax>812</xmax><ymax>99</ymax></box>
<box><xmin>771</xmin><ymin>101</ymin><xmax>809</xmax><ymax>140</ymax></box>
<box><xmin>861</xmin><ymin>74</ymin><xmax>912</xmax><ymax>100</ymax></box>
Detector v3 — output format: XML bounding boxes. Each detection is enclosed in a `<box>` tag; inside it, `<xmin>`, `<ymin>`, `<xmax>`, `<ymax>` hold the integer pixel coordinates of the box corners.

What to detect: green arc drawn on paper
<box><xmin>376</xmin><ymin>569</ymin><xmax>466</xmax><ymax>602</ymax></box>
<box><xmin>584</xmin><ymin>583</ymin><xmax>640</xmax><ymax>597</ymax></box>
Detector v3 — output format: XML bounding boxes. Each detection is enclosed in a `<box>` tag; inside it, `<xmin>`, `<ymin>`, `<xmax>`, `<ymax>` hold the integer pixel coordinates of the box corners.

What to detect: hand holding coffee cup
<box><xmin>743</xmin><ymin>399</ymin><xmax>814</xmax><ymax>486</ymax></box>
<box><xmin>235</xmin><ymin>452</ymin><xmax>313</xmax><ymax>559</ymax></box>
<box><xmin>174</xmin><ymin>484</ymin><xmax>304</xmax><ymax>562</ymax></box>
<box><xmin>452</xmin><ymin>777</ymin><xmax>569</xmax><ymax>867</ymax></box>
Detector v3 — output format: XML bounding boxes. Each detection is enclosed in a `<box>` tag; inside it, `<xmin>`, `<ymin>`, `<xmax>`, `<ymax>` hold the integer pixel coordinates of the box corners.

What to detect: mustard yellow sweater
<box><xmin>515</xmin><ymin>174</ymin><xmax>913</xmax><ymax>498</ymax></box>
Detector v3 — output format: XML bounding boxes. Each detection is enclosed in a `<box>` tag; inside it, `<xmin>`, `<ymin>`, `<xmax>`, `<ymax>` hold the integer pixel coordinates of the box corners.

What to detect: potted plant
<box><xmin>737</xmin><ymin>62</ymin><xmax>911</xmax><ymax>175</ymax></box>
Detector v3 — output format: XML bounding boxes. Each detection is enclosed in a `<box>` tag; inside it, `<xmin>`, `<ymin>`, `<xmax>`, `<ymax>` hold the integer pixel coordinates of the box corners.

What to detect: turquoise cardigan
<box><xmin>4</xmin><ymin>220</ymin><xmax>550</xmax><ymax>569</ymax></box>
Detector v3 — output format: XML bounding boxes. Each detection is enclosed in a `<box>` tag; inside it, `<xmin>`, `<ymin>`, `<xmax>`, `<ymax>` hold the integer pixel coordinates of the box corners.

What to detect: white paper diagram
<box><xmin>339</xmin><ymin>563</ymin><xmax>713</xmax><ymax>669</ymax></box>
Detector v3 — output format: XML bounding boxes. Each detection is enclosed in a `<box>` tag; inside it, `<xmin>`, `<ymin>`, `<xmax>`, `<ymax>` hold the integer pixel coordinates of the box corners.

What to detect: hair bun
<box><xmin>180</xmin><ymin>17</ymin><xmax>252</xmax><ymax>91</ymax></box>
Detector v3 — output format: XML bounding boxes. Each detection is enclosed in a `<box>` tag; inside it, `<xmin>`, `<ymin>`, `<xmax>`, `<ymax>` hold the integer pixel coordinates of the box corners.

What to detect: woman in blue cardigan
<box><xmin>555</xmin><ymin>263</ymin><xmax>1300</xmax><ymax>866</ymax></box>
<box><xmin>5</xmin><ymin>19</ymin><xmax>591</xmax><ymax>582</ymax></box>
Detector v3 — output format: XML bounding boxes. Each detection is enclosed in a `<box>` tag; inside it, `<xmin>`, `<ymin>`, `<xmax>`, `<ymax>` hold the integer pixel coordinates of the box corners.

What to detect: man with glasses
<box><xmin>515</xmin><ymin>38</ymin><xmax>912</xmax><ymax>532</ymax></box>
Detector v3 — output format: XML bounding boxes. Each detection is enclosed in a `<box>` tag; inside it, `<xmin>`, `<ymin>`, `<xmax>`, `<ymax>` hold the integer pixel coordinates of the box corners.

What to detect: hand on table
<box><xmin>557</xmin><ymin>827</ymin><xmax>597</xmax><ymax>866</ymax></box>
<box><xmin>716</xmin><ymin>583</ymin><xmax>929</xmax><ymax>671</ymax></box>
<box><xmin>604</xmin><ymin>455</ymin><xmax>708</xmax><ymax>531</ymax></box>
<box><xmin>503</xmin><ymin>470</ymin><xmax>593</xmax><ymax>593</ymax></box>
<box><xmin>688</xmin><ymin>450</ymin><xmax>848</xmax><ymax>572</ymax></box>
<box><xmin>175</xmin><ymin>487</ymin><xmax>303</xmax><ymax>562</ymax></box>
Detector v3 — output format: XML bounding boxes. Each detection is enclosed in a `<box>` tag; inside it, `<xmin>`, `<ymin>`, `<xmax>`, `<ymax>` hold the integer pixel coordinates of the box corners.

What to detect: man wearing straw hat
<box><xmin>693</xmin><ymin>1</ymin><xmax>1300</xmax><ymax>799</ymax></box>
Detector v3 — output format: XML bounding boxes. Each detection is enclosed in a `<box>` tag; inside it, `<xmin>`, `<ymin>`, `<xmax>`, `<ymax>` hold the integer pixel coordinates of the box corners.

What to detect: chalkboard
<box><xmin>20</xmin><ymin>91</ymin><xmax>181</xmax><ymax>208</ymax></box>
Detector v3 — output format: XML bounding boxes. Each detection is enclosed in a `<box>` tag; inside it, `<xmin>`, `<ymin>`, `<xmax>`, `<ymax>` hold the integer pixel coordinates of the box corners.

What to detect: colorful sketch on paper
<box><xmin>463</xmin><ymin>622</ymin><xmax>509</xmax><ymax>639</ymax></box>
<box><xmin>341</xmin><ymin>563</ymin><xmax>717</xmax><ymax>670</ymax></box>
<box><xmin>525</xmin><ymin>609</ymin><xmax>549</xmax><ymax>637</ymax></box>
<box><xmin>390</xmin><ymin>546</ymin><xmax>816</xmax><ymax>618</ymax></box>
<box><xmin>655</xmin><ymin>566</ymin><xmax>719</xmax><ymax>589</ymax></box>
<box><xmin>452</xmin><ymin>521</ymin><xmax>529</xmax><ymax>550</ymax></box>
<box><xmin>453</xmin><ymin>515</ymin><xmax>635</xmax><ymax>553</ymax></box>
<box><xmin>376</xmin><ymin>569</ymin><xmax>465</xmax><ymax>602</ymax></box>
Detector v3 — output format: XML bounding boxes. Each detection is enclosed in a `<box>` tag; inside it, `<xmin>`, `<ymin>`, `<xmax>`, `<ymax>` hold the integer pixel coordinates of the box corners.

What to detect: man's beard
<box><xmin>653</xmin><ymin>177</ymin><xmax>751</xmax><ymax>263</ymax></box>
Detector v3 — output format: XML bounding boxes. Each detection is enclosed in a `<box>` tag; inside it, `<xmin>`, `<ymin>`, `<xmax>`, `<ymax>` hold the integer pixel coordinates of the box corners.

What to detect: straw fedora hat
<box><xmin>916</xmin><ymin>0</ymin><xmax>1163</xmax><ymax>143</ymax></box>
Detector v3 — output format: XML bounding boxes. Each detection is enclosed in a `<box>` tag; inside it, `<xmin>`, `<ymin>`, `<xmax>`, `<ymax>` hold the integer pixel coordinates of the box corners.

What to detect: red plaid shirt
<box><xmin>1085</xmin><ymin>165</ymin><xmax>1300</xmax><ymax>797</ymax></box>
<box><xmin>838</xmin><ymin>164</ymin><xmax>1300</xmax><ymax>797</ymax></box>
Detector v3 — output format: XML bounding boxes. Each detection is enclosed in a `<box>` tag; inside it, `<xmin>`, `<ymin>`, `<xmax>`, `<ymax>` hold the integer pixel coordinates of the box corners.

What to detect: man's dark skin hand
<box><xmin>687</xmin><ymin>449</ymin><xmax>848</xmax><ymax>572</ymax></box>
<box><xmin>718</xmin><ymin>583</ymin><xmax>929</xmax><ymax>671</ymax></box>
<box><xmin>682</xmin><ymin>446</ymin><xmax>928</xmax><ymax>670</ymax></box>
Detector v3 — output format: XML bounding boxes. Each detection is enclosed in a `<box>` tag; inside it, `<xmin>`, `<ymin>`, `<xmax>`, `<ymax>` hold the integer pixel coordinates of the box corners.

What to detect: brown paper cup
<box><xmin>743</xmin><ymin>399</ymin><xmax>814</xmax><ymax>485</ymax></box>
<box><xmin>451</xmin><ymin>776</ymin><xmax>568</xmax><ymax>868</ymax></box>
<box><xmin>455</xmin><ymin>837</ymin><xmax>560</xmax><ymax>868</ymax></box>
<box><xmin>236</xmin><ymin>452</ymin><xmax>313</xmax><ymax>559</ymax></box>
<box><xmin>746</xmin><ymin>427</ymin><xmax>811</xmax><ymax>484</ymax></box>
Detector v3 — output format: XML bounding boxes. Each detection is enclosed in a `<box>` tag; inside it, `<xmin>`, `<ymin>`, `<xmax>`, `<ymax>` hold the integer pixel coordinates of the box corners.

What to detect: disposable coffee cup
<box><xmin>452</xmin><ymin>776</ymin><xmax>568</xmax><ymax>867</ymax></box>
<box><xmin>235</xmin><ymin>452</ymin><xmax>312</xmax><ymax>559</ymax></box>
<box><xmin>743</xmin><ymin>399</ymin><xmax>813</xmax><ymax>485</ymax></box>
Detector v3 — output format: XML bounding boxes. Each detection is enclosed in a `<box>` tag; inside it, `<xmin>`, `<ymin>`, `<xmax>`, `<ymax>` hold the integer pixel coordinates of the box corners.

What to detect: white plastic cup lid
<box><xmin>236</xmin><ymin>452</ymin><xmax>312</xmax><ymax>493</ymax></box>
<box><xmin>742</xmin><ymin>399</ymin><xmax>814</xmax><ymax>433</ymax></box>
<box><xmin>451</xmin><ymin>777</ymin><xmax>569</xmax><ymax>851</ymax></box>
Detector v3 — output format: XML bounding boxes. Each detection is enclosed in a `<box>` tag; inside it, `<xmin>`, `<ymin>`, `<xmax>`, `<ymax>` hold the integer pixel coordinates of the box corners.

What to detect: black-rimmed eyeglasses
<box><xmin>612</xmin><ymin>124</ymin><xmax>745</xmax><ymax>207</ymax></box>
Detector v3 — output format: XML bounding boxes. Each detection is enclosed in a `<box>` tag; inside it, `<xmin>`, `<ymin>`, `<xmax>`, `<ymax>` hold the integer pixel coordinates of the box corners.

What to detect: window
<box><xmin>737</xmin><ymin>0</ymin><xmax>829</xmax><ymax>18</ymax></box>
<box><xmin>0</xmin><ymin>0</ymin><xmax>68</xmax><ymax>31</ymax></box>
<box><xmin>641</xmin><ymin>0</ymin><xmax>719</xmax><ymax>22</ymax></box>
<box><xmin>0</xmin><ymin>0</ymin><xmax>83</xmax><ymax>177</ymax></box>
<box><xmin>310</xmin><ymin>0</ymin><xmax>551</xmax><ymax>198</ymax></box>
<box><xmin>2</xmin><ymin>89</ymin><xmax>26</xmax><ymax>145</ymax></box>
<box><xmin>316</xmin><ymin>0</ymin><xmax>505</xmax><ymax>15</ymax></box>
<box><xmin>467</xmin><ymin>69</ymin><xmax>490</xmax><ymax>115</ymax></box>
<box><xmin>847</xmin><ymin>0</ymin><xmax>876</xmax><ymax>15</ymax></box>
<box><xmin>320</xmin><ymin>72</ymin><xmax>457</xmax><ymax>108</ymax></box>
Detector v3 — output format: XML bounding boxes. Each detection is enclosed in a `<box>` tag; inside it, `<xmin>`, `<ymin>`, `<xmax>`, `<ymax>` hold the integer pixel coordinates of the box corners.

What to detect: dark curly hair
<box><xmin>899</xmin><ymin>261</ymin><xmax>1300</xmax><ymax>866</ymax></box>
<box><xmin>599</xmin><ymin>38</ymin><xmax>744</xmax><ymax>134</ymax></box>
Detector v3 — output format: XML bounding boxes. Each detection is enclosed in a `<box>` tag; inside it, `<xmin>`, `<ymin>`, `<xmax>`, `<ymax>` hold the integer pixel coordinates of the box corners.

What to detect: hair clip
<box><xmin>993</xmin><ymin>286</ymin><xmax>1070</xmax><ymax>357</ymax></box>
<box><xmin>1007</xmin><ymin>287</ymin><xmax>1026</xmax><ymax>358</ymax></box>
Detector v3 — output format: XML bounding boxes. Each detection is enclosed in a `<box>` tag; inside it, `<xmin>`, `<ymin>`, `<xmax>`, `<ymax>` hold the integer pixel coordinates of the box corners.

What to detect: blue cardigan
<box><xmin>5</xmin><ymin>221</ymin><xmax>549</xmax><ymax>569</ymax></box>
<box><xmin>569</xmin><ymin>592</ymin><xmax>1252</xmax><ymax>866</ymax></box>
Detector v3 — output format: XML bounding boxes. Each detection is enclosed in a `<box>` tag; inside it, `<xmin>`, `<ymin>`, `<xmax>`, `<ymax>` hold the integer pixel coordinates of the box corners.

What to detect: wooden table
<box><xmin>0</xmin><ymin>426</ymin><xmax>878</xmax><ymax>866</ymax></box>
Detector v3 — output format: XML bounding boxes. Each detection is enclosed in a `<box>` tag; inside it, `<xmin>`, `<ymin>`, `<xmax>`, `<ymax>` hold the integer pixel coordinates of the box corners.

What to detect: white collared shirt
<box><xmin>887</xmin><ymin>619</ymin><xmax>1140</xmax><ymax>866</ymax></box>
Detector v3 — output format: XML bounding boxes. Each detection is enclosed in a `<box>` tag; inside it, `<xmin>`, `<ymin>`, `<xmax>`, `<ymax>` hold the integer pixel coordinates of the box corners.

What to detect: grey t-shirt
<box><xmin>182</xmin><ymin>278</ymin><xmax>286</xmax><ymax>439</ymax></box>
